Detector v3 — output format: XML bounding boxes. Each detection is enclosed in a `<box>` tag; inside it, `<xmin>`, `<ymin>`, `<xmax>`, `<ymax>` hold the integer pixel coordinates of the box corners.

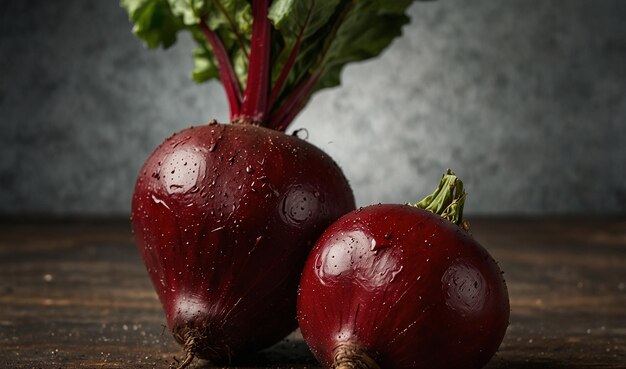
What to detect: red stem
<box><xmin>274</xmin><ymin>95</ymin><xmax>306</xmax><ymax>131</ymax></box>
<box><xmin>268</xmin><ymin>2</ymin><xmax>315</xmax><ymax>108</ymax></box>
<box><xmin>270</xmin><ymin>73</ymin><xmax>319</xmax><ymax>131</ymax></box>
<box><xmin>199</xmin><ymin>18</ymin><xmax>242</xmax><ymax>119</ymax></box>
<box><xmin>240</xmin><ymin>0</ymin><xmax>272</xmax><ymax>124</ymax></box>
<box><xmin>268</xmin><ymin>37</ymin><xmax>303</xmax><ymax>109</ymax></box>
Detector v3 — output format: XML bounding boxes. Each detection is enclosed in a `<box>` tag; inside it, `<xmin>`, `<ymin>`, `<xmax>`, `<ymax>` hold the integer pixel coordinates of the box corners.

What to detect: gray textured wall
<box><xmin>1</xmin><ymin>1</ymin><xmax>625</xmax><ymax>216</ymax></box>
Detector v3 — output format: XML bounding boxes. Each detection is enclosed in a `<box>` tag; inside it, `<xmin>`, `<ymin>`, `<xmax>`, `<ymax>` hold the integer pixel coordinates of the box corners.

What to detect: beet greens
<box><xmin>121</xmin><ymin>0</ymin><xmax>419</xmax><ymax>128</ymax></box>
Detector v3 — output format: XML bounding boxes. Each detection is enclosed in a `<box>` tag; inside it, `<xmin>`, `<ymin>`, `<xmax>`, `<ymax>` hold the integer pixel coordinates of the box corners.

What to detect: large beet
<box><xmin>131</xmin><ymin>122</ymin><xmax>355</xmax><ymax>364</ymax></box>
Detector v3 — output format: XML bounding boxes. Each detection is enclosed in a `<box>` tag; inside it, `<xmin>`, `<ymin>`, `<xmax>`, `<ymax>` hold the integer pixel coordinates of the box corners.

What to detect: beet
<box><xmin>297</xmin><ymin>171</ymin><xmax>509</xmax><ymax>369</ymax></box>
<box><xmin>132</xmin><ymin>122</ymin><xmax>355</xmax><ymax>364</ymax></box>
<box><xmin>121</xmin><ymin>2</ymin><xmax>428</xmax><ymax>366</ymax></box>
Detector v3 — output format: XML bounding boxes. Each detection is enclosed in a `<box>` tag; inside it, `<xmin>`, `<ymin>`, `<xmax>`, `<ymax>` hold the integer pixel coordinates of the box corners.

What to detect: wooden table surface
<box><xmin>1</xmin><ymin>218</ymin><xmax>624</xmax><ymax>368</ymax></box>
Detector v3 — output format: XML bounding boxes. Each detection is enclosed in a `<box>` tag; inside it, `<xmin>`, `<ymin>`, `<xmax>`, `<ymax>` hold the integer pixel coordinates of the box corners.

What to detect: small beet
<box><xmin>298</xmin><ymin>170</ymin><xmax>509</xmax><ymax>369</ymax></box>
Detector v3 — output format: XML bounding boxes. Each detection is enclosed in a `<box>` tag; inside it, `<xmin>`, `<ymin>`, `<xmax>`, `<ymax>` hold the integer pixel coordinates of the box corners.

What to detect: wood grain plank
<box><xmin>0</xmin><ymin>218</ymin><xmax>624</xmax><ymax>368</ymax></box>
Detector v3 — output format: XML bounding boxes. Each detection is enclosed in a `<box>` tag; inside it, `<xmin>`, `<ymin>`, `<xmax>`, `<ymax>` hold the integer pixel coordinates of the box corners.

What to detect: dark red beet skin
<box><xmin>132</xmin><ymin>122</ymin><xmax>355</xmax><ymax>363</ymax></box>
<box><xmin>298</xmin><ymin>204</ymin><xmax>510</xmax><ymax>369</ymax></box>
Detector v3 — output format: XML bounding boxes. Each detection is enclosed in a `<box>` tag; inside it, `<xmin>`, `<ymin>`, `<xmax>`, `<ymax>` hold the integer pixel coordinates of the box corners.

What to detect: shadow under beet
<box><xmin>193</xmin><ymin>338</ymin><xmax>318</xmax><ymax>368</ymax></box>
<box><xmin>190</xmin><ymin>343</ymin><xmax>577</xmax><ymax>369</ymax></box>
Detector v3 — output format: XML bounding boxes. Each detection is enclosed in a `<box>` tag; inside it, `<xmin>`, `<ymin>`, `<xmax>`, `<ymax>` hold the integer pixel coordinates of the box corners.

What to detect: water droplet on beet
<box><xmin>280</xmin><ymin>187</ymin><xmax>319</xmax><ymax>226</ymax></box>
<box><xmin>292</xmin><ymin>128</ymin><xmax>309</xmax><ymax>140</ymax></box>
<box><xmin>442</xmin><ymin>261</ymin><xmax>487</xmax><ymax>315</ymax></box>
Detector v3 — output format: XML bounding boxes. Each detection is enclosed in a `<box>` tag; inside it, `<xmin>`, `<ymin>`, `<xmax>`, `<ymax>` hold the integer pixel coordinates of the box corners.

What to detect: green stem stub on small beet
<box><xmin>413</xmin><ymin>169</ymin><xmax>466</xmax><ymax>226</ymax></box>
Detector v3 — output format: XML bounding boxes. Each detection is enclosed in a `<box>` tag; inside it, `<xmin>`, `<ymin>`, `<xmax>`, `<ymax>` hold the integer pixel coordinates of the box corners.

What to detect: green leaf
<box><xmin>269</xmin><ymin>0</ymin><xmax>341</xmax><ymax>41</ymax></box>
<box><xmin>267</xmin><ymin>0</ymin><xmax>416</xmax><ymax>108</ymax></box>
<box><xmin>232</xmin><ymin>46</ymin><xmax>250</xmax><ymax>89</ymax></box>
<box><xmin>191</xmin><ymin>45</ymin><xmax>219</xmax><ymax>83</ymax></box>
<box><xmin>314</xmin><ymin>0</ymin><xmax>412</xmax><ymax>90</ymax></box>
<box><xmin>121</xmin><ymin>0</ymin><xmax>251</xmax><ymax>85</ymax></box>
<box><xmin>268</xmin><ymin>0</ymin><xmax>341</xmax><ymax>92</ymax></box>
<box><xmin>168</xmin><ymin>0</ymin><xmax>205</xmax><ymax>25</ymax></box>
<box><xmin>120</xmin><ymin>0</ymin><xmax>183</xmax><ymax>48</ymax></box>
<box><xmin>203</xmin><ymin>0</ymin><xmax>253</xmax><ymax>37</ymax></box>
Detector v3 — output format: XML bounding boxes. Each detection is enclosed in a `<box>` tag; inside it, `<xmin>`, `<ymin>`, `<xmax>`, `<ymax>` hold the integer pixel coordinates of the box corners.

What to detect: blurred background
<box><xmin>1</xmin><ymin>0</ymin><xmax>625</xmax><ymax>216</ymax></box>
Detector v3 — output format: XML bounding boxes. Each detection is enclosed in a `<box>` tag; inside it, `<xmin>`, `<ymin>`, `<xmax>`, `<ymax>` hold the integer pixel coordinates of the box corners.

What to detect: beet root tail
<box><xmin>332</xmin><ymin>344</ymin><xmax>381</xmax><ymax>369</ymax></box>
<box><xmin>173</xmin><ymin>331</ymin><xmax>198</xmax><ymax>369</ymax></box>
